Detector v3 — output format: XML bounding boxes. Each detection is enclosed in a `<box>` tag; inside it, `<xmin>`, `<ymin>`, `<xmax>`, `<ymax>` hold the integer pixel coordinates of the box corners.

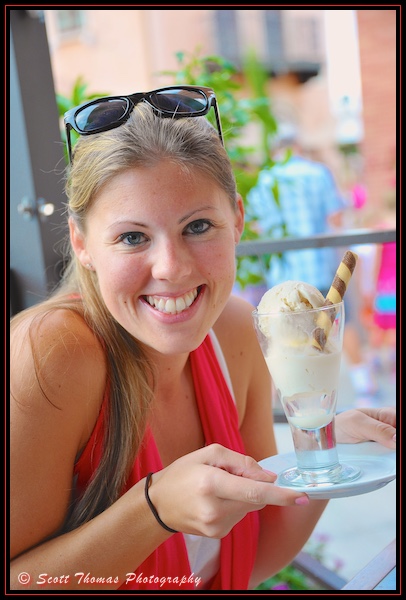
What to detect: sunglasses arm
<box><xmin>65</xmin><ymin>124</ymin><xmax>73</xmax><ymax>164</ymax></box>
<box><xmin>213</xmin><ymin>101</ymin><xmax>224</xmax><ymax>146</ymax></box>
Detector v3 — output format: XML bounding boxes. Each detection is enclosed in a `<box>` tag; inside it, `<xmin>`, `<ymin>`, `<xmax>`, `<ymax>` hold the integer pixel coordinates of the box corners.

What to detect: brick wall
<box><xmin>356</xmin><ymin>9</ymin><xmax>397</xmax><ymax>213</ymax></box>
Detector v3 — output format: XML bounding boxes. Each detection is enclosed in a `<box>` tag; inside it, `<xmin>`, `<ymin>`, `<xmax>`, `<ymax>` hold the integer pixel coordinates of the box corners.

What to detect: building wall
<box><xmin>356</xmin><ymin>9</ymin><xmax>397</xmax><ymax>212</ymax></box>
<box><xmin>45</xmin><ymin>10</ymin><xmax>153</xmax><ymax>94</ymax></box>
<box><xmin>45</xmin><ymin>9</ymin><xmax>215</xmax><ymax>95</ymax></box>
<box><xmin>44</xmin><ymin>8</ymin><xmax>397</xmax><ymax>215</ymax></box>
<box><xmin>45</xmin><ymin>10</ymin><xmax>335</xmax><ymax>162</ymax></box>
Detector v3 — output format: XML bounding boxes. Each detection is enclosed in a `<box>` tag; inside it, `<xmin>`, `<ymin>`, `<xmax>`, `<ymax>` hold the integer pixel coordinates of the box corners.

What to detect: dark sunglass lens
<box><xmin>75</xmin><ymin>99</ymin><xmax>129</xmax><ymax>132</ymax></box>
<box><xmin>151</xmin><ymin>89</ymin><xmax>207</xmax><ymax>114</ymax></box>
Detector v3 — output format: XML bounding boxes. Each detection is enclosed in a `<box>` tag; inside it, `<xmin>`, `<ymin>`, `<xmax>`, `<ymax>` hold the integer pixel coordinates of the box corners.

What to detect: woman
<box><xmin>10</xmin><ymin>87</ymin><xmax>396</xmax><ymax>590</ymax></box>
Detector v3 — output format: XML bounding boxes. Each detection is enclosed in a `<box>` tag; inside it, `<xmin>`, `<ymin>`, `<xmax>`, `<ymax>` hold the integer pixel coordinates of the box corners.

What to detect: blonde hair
<box><xmin>11</xmin><ymin>103</ymin><xmax>237</xmax><ymax>533</ymax></box>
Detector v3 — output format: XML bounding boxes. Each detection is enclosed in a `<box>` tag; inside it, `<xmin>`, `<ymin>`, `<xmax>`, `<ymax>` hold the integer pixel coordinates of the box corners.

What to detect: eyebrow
<box><xmin>106</xmin><ymin>220</ymin><xmax>147</xmax><ymax>231</ymax></box>
<box><xmin>178</xmin><ymin>206</ymin><xmax>217</xmax><ymax>224</ymax></box>
<box><xmin>107</xmin><ymin>206</ymin><xmax>217</xmax><ymax>230</ymax></box>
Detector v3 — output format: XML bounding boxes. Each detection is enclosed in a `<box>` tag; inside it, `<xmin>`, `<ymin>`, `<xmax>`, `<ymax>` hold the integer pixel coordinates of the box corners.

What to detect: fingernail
<box><xmin>392</xmin><ymin>433</ymin><xmax>396</xmax><ymax>443</ymax></box>
<box><xmin>295</xmin><ymin>495</ymin><xmax>310</xmax><ymax>506</ymax></box>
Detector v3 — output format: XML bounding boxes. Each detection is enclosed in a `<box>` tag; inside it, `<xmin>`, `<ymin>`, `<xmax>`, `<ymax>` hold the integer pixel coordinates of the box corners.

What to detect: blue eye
<box><xmin>185</xmin><ymin>219</ymin><xmax>213</xmax><ymax>235</ymax></box>
<box><xmin>119</xmin><ymin>232</ymin><xmax>148</xmax><ymax>246</ymax></box>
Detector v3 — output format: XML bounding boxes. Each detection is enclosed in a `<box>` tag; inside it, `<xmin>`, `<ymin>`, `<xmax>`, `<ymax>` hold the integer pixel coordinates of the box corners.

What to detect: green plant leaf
<box><xmin>55</xmin><ymin>76</ymin><xmax>111</xmax><ymax>163</ymax></box>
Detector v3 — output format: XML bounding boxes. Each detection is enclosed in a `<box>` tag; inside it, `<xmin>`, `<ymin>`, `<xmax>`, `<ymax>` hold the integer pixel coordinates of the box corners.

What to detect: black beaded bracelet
<box><xmin>144</xmin><ymin>472</ymin><xmax>178</xmax><ymax>534</ymax></box>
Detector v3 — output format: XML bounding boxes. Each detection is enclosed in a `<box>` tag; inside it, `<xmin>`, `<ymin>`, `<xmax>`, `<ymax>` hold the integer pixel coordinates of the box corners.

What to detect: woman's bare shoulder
<box><xmin>11</xmin><ymin>304</ymin><xmax>102</xmax><ymax>348</ymax></box>
<box><xmin>10</xmin><ymin>306</ymin><xmax>107</xmax><ymax>418</ymax></box>
<box><xmin>213</xmin><ymin>294</ymin><xmax>258</xmax><ymax>348</ymax></box>
<box><xmin>10</xmin><ymin>307</ymin><xmax>108</xmax><ymax>559</ymax></box>
<box><xmin>213</xmin><ymin>295</ymin><xmax>276</xmax><ymax>459</ymax></box>
<box><xmin>212</xmin><ymin>294</ymin><xmax>264</xmax><ymax>400</ymax></box>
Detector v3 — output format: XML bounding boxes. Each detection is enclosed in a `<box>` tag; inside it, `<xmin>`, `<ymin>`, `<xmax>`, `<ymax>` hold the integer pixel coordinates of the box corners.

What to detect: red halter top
<box><xmin>74</xmin><ymin>334</ymin><xmax>259</xmax><ymax>590</ymax></box>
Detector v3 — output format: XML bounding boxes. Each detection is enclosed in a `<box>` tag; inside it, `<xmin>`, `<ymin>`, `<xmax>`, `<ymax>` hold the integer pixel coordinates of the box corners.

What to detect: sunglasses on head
<box><xmin>64</xmin><ymin>85</ymin><xmax>223</xmax><ymax>163</ymax></box>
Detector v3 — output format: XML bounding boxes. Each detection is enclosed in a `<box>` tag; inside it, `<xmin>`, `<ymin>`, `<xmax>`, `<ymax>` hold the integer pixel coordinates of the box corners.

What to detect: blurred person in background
<box><xmin>246</xmin><ymin>126</ymin><xmax>376</xmax><ymax>397</ymax></box>
<box><xmin>363</xmin><ymin>181</ymin><xmax>397</xmax><ymax>374</ymax></box>
<box><xmin>334</xmin><ymin>178</ymin><xmax>381</xmax><ymax>400</ymax></box>
<box><xmin>246</xmin><ymin>125</ymin><xmax>347</xmax><ymax>300</ymax></box>
<box><xmin>341</xmin><ymin>168</ymin><xmax>397</xmax><ymax>396</ymax></box>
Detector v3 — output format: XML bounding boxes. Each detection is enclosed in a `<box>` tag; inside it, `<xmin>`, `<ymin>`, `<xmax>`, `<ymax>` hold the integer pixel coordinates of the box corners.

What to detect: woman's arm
<box><xmin>10</xmin><ymin>477</ymin><xmax>172</xmax><ymax>590</ymax></box>
<box><xmin>10</xmin><ymin>310</ymin><xmax>171</xmax><ymax>590</ymax></box>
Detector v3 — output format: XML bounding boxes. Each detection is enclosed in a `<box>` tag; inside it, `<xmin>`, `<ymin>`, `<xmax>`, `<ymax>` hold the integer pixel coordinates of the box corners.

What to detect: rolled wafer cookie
<box><xmin>312</xmin><ymin>250</ymin><xmax>358</xmax><ymax>351</ymax></box>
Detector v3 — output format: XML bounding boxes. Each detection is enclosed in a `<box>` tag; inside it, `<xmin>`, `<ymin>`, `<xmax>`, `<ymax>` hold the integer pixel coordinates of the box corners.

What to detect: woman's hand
<box><xmin>148</xmin><ymin>444</ymin><xmax>309</xmax><ymax>538</ymax></box>
<box><xmin>335</xmin><ymin>407</ymin><xmax>396</xmax><ymax>449</ymax></box>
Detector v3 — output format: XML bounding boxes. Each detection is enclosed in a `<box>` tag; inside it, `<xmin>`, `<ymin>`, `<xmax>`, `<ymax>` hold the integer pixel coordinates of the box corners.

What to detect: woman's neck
<box><xmin>144</xmin><ymin>347</ymin><xmax>191</xmax><ymax>396</ymax></box>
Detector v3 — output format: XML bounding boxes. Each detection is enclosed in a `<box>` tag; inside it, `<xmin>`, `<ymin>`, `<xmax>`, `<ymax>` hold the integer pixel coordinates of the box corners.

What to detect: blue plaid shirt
<box><xmin>247</xmin><ymin>156</ymin><xmax>347</xmax><ymax>295</ymax></box>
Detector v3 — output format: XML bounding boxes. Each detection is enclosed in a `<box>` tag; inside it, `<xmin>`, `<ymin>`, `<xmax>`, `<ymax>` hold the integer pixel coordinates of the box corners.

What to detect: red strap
<box><xmin>74</xmin><ymin>335</ymin><xmax>259</xmax><ymax>590</ymax></box>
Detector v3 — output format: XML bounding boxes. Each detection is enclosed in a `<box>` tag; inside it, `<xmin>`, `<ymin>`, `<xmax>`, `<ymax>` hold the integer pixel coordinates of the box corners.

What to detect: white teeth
<box><xmin>175</xmin><ymin>297</ymin><xmax>186</xmax><ymax>312</ymax></box>
<box><xmin>184</xmin><ymin>292</ymin><xmax>194</xmax><ymax>308</ymax></box>
<box><xmin>146</xmin><ymin>288</ymin><xmax>198</xmax><ymax>314</ymax></box>
<box><xmin>165</xmin><ymin>299</ymin><xmax>176</xmax><ymax>314</ymax></box>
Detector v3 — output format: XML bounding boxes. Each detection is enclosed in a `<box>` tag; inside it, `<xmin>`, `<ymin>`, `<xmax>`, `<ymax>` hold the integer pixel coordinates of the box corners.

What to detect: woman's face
<box><xmin>70</xmin><ymin>159</ymin><xmax>244</xmax><ymax>355</ymax></box>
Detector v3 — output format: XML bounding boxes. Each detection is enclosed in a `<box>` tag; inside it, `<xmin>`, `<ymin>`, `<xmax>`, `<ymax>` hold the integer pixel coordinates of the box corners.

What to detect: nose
<box><xmin>150</xmin><ymin>238</ymin><xmax>193</xmax><ymax>282</ymax></box>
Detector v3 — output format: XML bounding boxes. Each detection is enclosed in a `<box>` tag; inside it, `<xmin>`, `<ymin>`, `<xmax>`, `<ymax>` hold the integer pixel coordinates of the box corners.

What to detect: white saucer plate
<box><xmin>259</xmin><ymin>442</ymin><xmax>396</xmax><ymax>499</ymax></box>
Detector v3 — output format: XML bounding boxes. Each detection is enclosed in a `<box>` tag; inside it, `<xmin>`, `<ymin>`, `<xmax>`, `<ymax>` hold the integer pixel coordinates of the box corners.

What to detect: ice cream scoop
<box><xmin>256</xmin><ymin>281</ymin><xmax>326</xmax><ymax>349</ymax></box>
<box><xmin>257</xmin><ymin>280</ymin><xmax>325</xmax><ymax>314</ymax></box>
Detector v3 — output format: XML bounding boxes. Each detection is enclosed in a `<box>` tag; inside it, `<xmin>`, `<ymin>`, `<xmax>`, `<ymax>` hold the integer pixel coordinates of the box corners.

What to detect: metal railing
<box><xmin>236</xmin><ymin>228</ymin><xmax>396</xmax><ymax>257</ymax></box>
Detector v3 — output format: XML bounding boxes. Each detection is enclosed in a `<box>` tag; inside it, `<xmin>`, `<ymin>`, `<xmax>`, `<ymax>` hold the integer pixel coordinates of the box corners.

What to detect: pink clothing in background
<box><xmin>352</xmin><ymin>183</ymin><xmax>367</xmax><ymax>209</ymax></box>
<box><xmin>373</xmin><ymin>242</ymin><xmax>397</xmax><ymax>330</ymax></box>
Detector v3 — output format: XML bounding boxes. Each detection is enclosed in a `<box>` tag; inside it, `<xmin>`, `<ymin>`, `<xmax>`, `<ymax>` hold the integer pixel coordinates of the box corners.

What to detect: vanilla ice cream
<box><xmin>253</xmin><ymin>280</ymin><xmax>343</xmax><ymax>430</ymax></box>
<box><xmin>257</xmin><ymin>280</ymin><xmax>325</xmax><ymax>314</ymax></box>
<box><xmin>255</xmin><ymin>281</ymin><xmax>327</xmax><ymax>349</ymax></box>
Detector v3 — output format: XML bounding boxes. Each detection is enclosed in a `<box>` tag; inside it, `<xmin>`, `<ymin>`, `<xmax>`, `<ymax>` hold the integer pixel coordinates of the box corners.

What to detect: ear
<box><xmin>234</xmin><ymin>194</ymin><xmax>245</xmax><ymax>244</ymax></box>
<box><xmin>69</xmin><ymin>217</ymin><xmax>93</xmax><ymax>268</ymax></box>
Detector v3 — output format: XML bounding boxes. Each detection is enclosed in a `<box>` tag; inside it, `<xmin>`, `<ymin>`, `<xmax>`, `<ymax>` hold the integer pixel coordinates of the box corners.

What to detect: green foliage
<box><xmin>256</xmin><ymin>533</ymin><xmax>344</xmax><ymax>591</ymax></box>
<box><xmin>162</xmin><ymin>48</ymin><xmax>285</xmax><ymax>289</ymax></box>
<box><xmin>56</xmin><ymin>75</ymin><xmax>110</xmax><ymax>164</ymax></box>
<box><xmin>162</xmin><ymin>49</ymin><xmax>278</xmax><ymax>190</ymax></box>
<box><xmin>256</xmin><ymin>564</ymin><xmax>317</xmax><ymax>591</ymax></box>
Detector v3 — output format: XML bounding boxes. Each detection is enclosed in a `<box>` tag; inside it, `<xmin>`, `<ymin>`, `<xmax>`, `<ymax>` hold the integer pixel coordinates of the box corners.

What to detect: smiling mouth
<box><xmin>144</xmin><ymin>286</ymin><xmax>202</xmax><ymax>314</ymax></box>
